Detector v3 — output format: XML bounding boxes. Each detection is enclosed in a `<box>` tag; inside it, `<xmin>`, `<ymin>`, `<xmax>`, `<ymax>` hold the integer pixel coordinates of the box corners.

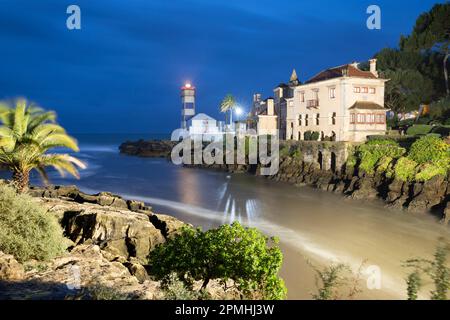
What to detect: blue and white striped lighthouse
<box><xmin>180</xmin><ymin>82</ymin><xmax>196</xmax><ymax>129</ymax></box>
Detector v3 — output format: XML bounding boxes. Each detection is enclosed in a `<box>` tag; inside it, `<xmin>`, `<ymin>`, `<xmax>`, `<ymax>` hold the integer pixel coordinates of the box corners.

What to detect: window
<box><xmin>298</xmin><ymin>132</ymin><xmax>302</xmax><ymax>141</ymax></box>
<box><xmin>289</xmin><ymin>100</ymin><xmax>294</xmax><ymax>107</ymax></box>
<box><xmin>300</xmin><ymin>92</ymin><xmax>305</xmax><ymax>102</ymax></box>
<box><xmin>376</xmin><ymin>114</ymin><xmax>385</xmax><ymax>124</ymax></box>
<box><xmin>305</xmin><ymin>114</ymin><xmax>309</xmax><ymax>126</ymax></box>
<box><xmin>184</xmin><ymin>102</ymin><xmax>194</xmax><ymax>109</ymax></box>
<box><xmin>298</xmin><ymin>114</ymin><xmax>302</xmax><ymax>126</ymax></box>
<box><xmin>357</xmin><ymin>114</ymin><xmax>366</xmax><ymax>123</ymax></box>
<box><xmin>367</xmin><ymin>114</ymin><xmax>375</xmax><ymax>123</ymax></box>
<box><xmin>329</xmin><ymin>87</ymin><xmax>336</xmax><ymax>99</ymax></box>
<box><xmin>315</xmin><ymin>113</ymin><xmax>320</xmax><ymax>125</ymax></box>
<box><xmin>354</xmin><ymin>87</ymin><xmax>361</xmax><ymax>93</ymax></box>
<box><xmin>350</xmin><ymin>114</ymin><xmax>356</xmax><ymax>124</ymax></box>
<box><xmin>369</xmin><ymin>87</ymin><xmax>376</xmax><ymax>94</ymax></box>
<box><xmin>362</xmin><ymin>87</ymin><xmax>368</xmax><ymax>93</ymax></box>
<box><xmin>332</xmin><ymin>112</ymin><xmax>336</xmax><ymax>125</ymax></box>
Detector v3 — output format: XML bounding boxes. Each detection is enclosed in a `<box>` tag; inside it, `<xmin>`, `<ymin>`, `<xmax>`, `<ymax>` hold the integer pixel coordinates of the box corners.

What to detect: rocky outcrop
<box><xmin>0</xmin><ymin>244</ymin><xmax>164</xmax><ymax>300</ymax></box>
<box><xmin>119</xmin><ymin>140</ymin><xmax>176</xmax><ymax>158</ymax></box>
<box><xmin>39</xmin><ymin>198</ymin><xmax>166</xmax><ymax>263</ymax></box>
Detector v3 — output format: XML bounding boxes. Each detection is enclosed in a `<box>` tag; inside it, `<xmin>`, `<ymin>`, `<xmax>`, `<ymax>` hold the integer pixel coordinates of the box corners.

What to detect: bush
<box><xmin>406</xmin><ymin>125</ymin><xmax>433</xmax><ymax>136</ymax></box>
<box><xmin>408</xmin><ymin>135</ymin><xmax>449</xmax><ymax>164</ymax></box>
<box><xmin>0</xmin><ymin>184</ymin><xmax>68</xmax><ymax>262</ymax></box>
<box><xmin>304</xmin><ymin>131</ymin><xmax>320</xmax><ymax>141</ymax></box>
<box><xmin>148</xmin><ymin>222</ymin><xmax>287</xmax><ymax>300</ymax></box>
<box><xmin>357</xmin><ymin>139</ymin><xmax>406</xmax><ymax>174</ymax></box>
<box><xmin>161</xmin><ymin>273</ymin><xmax>210</xmax><ymax>300</ymax></box>
<box><xmin>394</xmin><ymin>157</ymin><xmax>418</xmax><ymax>182</ymax></box>
<box><xmin>415</xmin><ymin>159</ymin><xmax>450</xmax><ymax>182</ymax></box>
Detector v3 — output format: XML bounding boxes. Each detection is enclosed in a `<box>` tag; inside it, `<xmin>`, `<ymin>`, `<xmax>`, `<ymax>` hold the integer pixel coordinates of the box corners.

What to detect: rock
<box><xmin>407</xmin><ymin>176</ymin><xmax>447</xmax><ymax>213</ymax></box>
<box><xmin>124</xmin><ymin>261</ymin><xmax>149</xmax><ymax>283</ymax></box>
<box><xmin>351</xmin><ymin>177</ymin><xmax>378</xmax><ymax>200</ymax></box>
<box><xmin>38</xmin><ymin>198</ymin><xmax>166</xmax><ymax>262</ymax></box>
<box><xmin>119</xmin><ymin>140</ymin><xmax>176</xmax><ymax>158</ymax></box>
<box><xmin>149</xmin><ymin>214</ymin><xmax>188</xmax><ymax>239</ymax></box>
<box><xmin>441</xmin><ymin>202</ymin><xmax>450</xmax><ymax>225</ymax></box>
<box><xmin>0</xmin><ymin>252</ymin><xmax>24</xmax><ymax>281</ymax></box>
<box><xmin>0</xmin><ymin>245</ymin><xmax>163</xmax><ymax>300</ymax></box>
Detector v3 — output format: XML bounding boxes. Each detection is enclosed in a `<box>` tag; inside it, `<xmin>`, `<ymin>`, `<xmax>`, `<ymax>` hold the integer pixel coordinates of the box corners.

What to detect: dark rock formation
<box><xmin>119</xmin><ymin>140</ymin><xmax>176</xmax><ymax>158</ymax></box>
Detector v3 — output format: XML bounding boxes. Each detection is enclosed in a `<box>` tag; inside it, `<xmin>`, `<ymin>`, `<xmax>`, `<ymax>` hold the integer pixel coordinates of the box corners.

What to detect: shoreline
<box><xmin>119</xmin><ymin>139</ymin><xmax>450</xmax><ymax>224</ymax></box>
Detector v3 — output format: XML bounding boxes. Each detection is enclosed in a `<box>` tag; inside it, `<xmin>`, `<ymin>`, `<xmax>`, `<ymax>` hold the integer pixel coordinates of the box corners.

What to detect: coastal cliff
<box><xmin>119</xmin><ymin>139</ymin><xmax>450</xmax><ymax>221</ymax></box>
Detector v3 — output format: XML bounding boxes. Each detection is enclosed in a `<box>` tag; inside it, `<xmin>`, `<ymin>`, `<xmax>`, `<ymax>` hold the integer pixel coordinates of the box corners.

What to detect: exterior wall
<box><xmin>286</xmin><ymin>77</ymin><xmax>387</xmax><ymax>142</ymax></box>
<box><xmin>257</xmin><ymin>115</ymin><xmax>278</xmax><ymax>135</ymax></box>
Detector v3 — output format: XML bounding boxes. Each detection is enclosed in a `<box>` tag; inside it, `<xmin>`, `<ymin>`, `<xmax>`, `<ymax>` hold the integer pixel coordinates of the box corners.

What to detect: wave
<box><xmin>79</xmin><ymin>145</ymin><xmax>118</xmax><ymax>153</ymax></box>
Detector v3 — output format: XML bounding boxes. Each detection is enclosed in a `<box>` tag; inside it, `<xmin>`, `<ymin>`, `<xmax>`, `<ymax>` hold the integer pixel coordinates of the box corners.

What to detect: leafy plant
<box><xmin>406</xmin><ymin>125</ymin><xmax>433</xmax><ymax>136</ymax></box>
<box><xmin>408</xmin><ymin>135</ymin><xmax>449</xmax><ymax>164</ymax></box>
<box><xmin>404</xmin><ymin>241</ymin><xmax>450</xmax><ymax>300</ymax></box>
<box><xmin>357</xmin><ymin>139</ymin><xmax>406</xmax><ymax>174</ymax></box>
<box><xmin>309</xmin><ymin>260</ymin><xmax>364</xmax><ymax>300</ymax></box>
<box><xmin>161</xmin><ymin>273</ymin><xmax>210</xmax><ymax>300</ymax></box>
<box><xmin>415</xmin><ymin>160</ymin><xmax>449</xmax><ymax>181</ymax></box>
<box><xmin>394</xmin><ymin>157</ymin><xmax>418</xmax><ymax>182</ymax></box>
<box><xmin>0</xmin><ymin>184</ymin><xmax>68</xmax><ymax>262</ymax></box>
<box><xmin>148</xmin><ymin>222</ymin><xmax>287</xmax><ymax>300</ymax></box>
<box><xmin>0</xmin><ymin>99</ymin><xmax>86</xmax><ymax>192</ymax></box>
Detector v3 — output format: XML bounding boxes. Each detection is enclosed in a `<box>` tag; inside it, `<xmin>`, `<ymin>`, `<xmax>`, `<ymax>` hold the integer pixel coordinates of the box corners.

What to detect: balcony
<box><xmin>306</xmin><ymin>99</ymin><xmax>319</xmax><ymax>109</ymax></box>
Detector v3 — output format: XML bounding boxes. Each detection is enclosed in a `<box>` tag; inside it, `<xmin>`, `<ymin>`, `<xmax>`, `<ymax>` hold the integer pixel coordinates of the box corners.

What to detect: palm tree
<box><xmin>0</xmin><ymin>99</ymin><xmax>86</xmax><ymax>192</ymax></box>
<box><xmin>220</xmin><ymin>94</ymin><xmax>236</xmax><ymax>126</ymax></box>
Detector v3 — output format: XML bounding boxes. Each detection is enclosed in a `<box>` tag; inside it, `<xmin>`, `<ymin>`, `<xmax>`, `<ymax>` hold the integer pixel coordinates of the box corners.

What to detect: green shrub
<box><xmin>162</xmin><ymin>273</ymin><xmax>210</xmax><ymax>300</ymax></box>
<box><xmin>375</xmin><ymin>156</ymin><xmax>394</xmax><ymax>175</ymax></box>
<box><xmin>310</xmin><ymin>131</ymin><xmax>320</xmax><ymax>141</ymax></box>
<box><xmin>279</xmin><ymin>145</ymin><xmax>290</xmax><ymax>158</ymax></box>
<box><xmin>304</xmin><ymin>131</ymin><xmax>312</xmax><ymax>141</ymax></box>
<box><xmin>304</xmin><ymin>131</ymin><xmax>320</xmax><ymax>141</ymax></box>
<box><xmin>415</xmin><ymin>159</ymin><xmax>450</xmax><ymax>181</ymax></box>
<box><xmin>394</xmin><ymin>157</ymin><xmax>418</xmax><ymax>182</ymax></box>
<box><xmin>0</xmin><ymin>184</ymin><xmax>68</xmax><ymax>262</ymax></box>
<box><xmin>148</xmin><ymin>222</ymin><xmax>286</xmax><ymax>300</ymax></box>
<box><xmin>406</xmin><ymin>125</ymin><xmax>433</xmax><ymax>136</ymax></box>
<box><xmin>357</xmin><ymin>139</ymin><xmax>406</xmax><ymax>174</ymax></box>
<box><xmin>408</xmin><ymin>135</ymin><xmax>449</xmax><ymax>164</ymax></box>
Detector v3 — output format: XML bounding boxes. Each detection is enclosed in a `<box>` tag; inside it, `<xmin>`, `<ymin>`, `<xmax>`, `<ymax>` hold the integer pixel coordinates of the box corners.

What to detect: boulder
<box><xmin>38</xmin><ymin>198</ymin><xmax>166</xmax><ymax>263</ymax></box>
<box><xmin>0</xmin><ymin>252</ymin><xmax>24</xmax><ymax>281</ymax></box>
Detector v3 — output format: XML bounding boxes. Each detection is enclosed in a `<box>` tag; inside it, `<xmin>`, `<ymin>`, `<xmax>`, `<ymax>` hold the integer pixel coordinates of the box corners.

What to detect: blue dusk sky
<box><xmin>0</xmin><ymin>0</ymin><xmax>441</xmax><ymax>134</ymax></box>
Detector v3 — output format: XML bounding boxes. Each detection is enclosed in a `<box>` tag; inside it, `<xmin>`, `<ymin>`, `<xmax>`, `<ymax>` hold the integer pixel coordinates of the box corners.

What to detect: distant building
<box><xmin>274</xmin><ymin>60</ymin><xmax>388</xmax><ymax>142</ymax></box>
<box><xmin>188</xmin><ymin>113</ymin><xmax>222</xmax><ymax>140</ymax></box>
<box><xmin>248</xmin><ymin>94</ymin><xmax>278</xmax><ymax>136</ymax></box>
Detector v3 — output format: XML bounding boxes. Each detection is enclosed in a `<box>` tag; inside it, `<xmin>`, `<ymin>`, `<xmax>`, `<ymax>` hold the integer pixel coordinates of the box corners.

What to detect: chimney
<box><xmin>369</xmin><ymin>59</ymin><xmax>378</xmax><ymax>77</ymax></box>
<box><xmin>267</xmin><ymin>99</ymin><xmax>274</xmax><ymax>116</ymax></box>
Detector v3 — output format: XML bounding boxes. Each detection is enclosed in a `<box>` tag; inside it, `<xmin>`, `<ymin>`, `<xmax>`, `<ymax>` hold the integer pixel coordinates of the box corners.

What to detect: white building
<box><xmin>275</xmin><ymin>60</ymin><xmax>389</xmax><ymax>142</ymax></box>
<box><xmin>187</xmin><ymin>113</ymin><xmax>223</xmax><ymax>141</ymax></box>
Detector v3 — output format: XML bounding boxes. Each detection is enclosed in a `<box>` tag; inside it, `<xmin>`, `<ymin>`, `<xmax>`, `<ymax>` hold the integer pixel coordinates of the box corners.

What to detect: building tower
<box><xmin>180</xmin><ymin>82</ymin><xmax>196</xmax><ymax>129</ymax></box>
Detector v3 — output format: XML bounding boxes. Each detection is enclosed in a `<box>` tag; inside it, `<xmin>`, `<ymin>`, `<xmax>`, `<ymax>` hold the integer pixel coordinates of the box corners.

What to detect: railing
<box><xmin>306</xmin><ymin>99</ymin><xmax>319</xmax><ymax>108</ymax></box>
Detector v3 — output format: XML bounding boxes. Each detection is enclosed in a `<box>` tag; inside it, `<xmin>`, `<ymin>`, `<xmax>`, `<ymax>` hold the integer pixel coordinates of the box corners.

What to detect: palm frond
<box><xmin>39</xmin><ymin>133</ymin><xmax>79</xmax><ymax>152</ymax></box>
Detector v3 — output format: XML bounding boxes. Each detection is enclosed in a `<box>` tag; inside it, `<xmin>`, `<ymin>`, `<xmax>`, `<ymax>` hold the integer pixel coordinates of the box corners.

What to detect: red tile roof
<box><xmin>306</xmin><ymin>64</ymin><xmax>377</xmax><ymax>84</ymax></box>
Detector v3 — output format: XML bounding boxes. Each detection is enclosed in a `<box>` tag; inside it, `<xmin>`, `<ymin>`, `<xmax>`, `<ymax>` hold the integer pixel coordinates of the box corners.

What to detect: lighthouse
<box><xmin>180</xmin><ymin>82</ymin><xmax>196</xmax><ymax>129</ymax></box>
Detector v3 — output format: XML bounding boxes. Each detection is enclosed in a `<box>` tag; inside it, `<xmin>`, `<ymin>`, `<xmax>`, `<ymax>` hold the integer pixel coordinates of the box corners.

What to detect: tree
<box><xmin>0</xmin><ymin>99</ymin><xmax>86</xmax><ymax>192</ymax></box>
<box><xmin>148</xmin><ymin>222</ymin><xmax>287</xmax><ymax>300</ymax></box>
<box><xmin>220</xmin><ymin>94</ymin><xmax>236</xmax><ymax>126</ymax></box>
<box><xmin>381</xmin><ymin>68</ymin><xmax>434</xmax><ymax>113</ymax></box>
<box><xmin>400</xmin><ymin>3</ymin><xmax>450</xmax><ymax>95</ymax></box>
